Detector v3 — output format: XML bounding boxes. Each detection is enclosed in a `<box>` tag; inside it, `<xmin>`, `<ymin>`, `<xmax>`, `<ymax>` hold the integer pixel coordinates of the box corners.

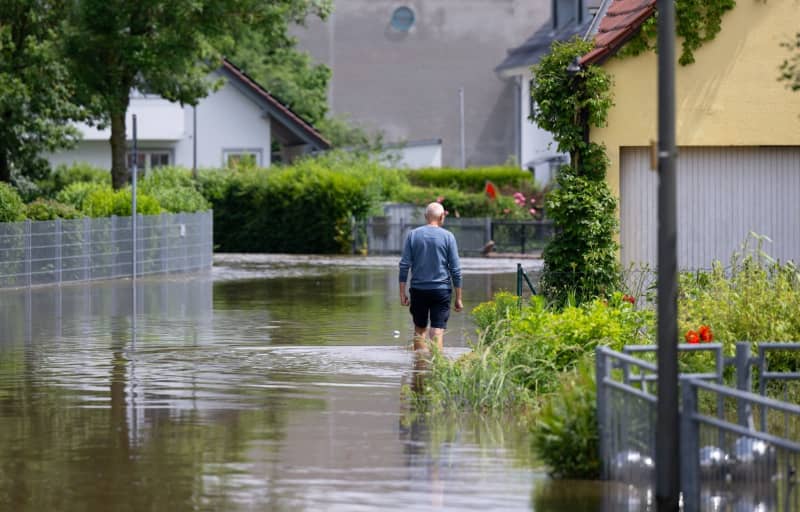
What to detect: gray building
<box><xmin>294</xmin><ymin>0</ymin><xmax>552</xmax><ymax>167</ymax></box>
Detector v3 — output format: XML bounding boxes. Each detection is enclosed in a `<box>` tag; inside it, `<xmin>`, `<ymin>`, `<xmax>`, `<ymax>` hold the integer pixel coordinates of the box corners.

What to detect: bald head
<box><xmin>425</xmin><ymin>202</ymin><xmax>445</xmax><ymax>224</ymax></box>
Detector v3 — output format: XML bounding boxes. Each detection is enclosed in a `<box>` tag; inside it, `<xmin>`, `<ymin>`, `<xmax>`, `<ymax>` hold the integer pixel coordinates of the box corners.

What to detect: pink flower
<box><xmin>502</xmin><ymin>208</ymin><xmax>511</xmax><ymax>215</ymax></box>
<box><xmin>436</xmin><ymin>196</ymin><xmax>445</xmax><ymax>203</ymax></box>
<box><xmin>530</xmin><ymin>198</ymin><xmax>536</xmax><ymax>204</ymax></box>
<box><xmin>529</xmin><ymin>208</ymin><xmax>537</xmax><ymax>216</ymax></box>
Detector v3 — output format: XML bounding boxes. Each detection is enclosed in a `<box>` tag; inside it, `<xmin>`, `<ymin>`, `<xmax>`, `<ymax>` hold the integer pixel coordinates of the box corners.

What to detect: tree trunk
<box><xmin>0</xmin><ymin>150</ymin><xmax>10</xmax><ymax>183</ymax></box>
<box><xmin>109</xmin><ymin>111</ymin><xmax>128</xmax><ymax>190</ymax></box>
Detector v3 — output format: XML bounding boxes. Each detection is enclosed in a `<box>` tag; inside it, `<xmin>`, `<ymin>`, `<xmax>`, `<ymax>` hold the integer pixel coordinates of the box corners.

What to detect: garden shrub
<box><xmin>140</xmin><ymin>167</ymin><xmax>209</xmax><ymax>213</ymax></box>
<box><xmin>407</xmin><ymin>166</ymin><xmax>537</xmax><ymax>194</ymax></box>
<box><xmin>38</xmin><ymin>163</ymin><xmax>110</xmax><ymax>197</ymax></box>
<box><xmin>81</xmin><ymin>187</ymin><xmax>161</xmax><ymax>217</ymax></box>
<box><xmin>25</xmin><ymin>199</ymin><xmax>81</xmax><ymax>220</ymax></box>
<box><xmin>0</xmin><ymin>183</ymin><xmax>26</xmax><ymax>222</ymax></box>
<box><xmin>199</xmin><ymin>164</ymin><xmax>372</xmax><ymax>253</ymax></box>
<box><xmin>56</xmin><ymin>182</ymin><xmax>107</xmax><ymax>212</ymax></box>
<box><xmin>532</xmin><ymin>356</ymin><xmax>599</xmax><ymax>479</ymax></box>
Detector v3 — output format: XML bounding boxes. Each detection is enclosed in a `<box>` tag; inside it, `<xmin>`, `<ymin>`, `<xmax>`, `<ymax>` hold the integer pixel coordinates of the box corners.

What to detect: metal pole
<box><xmin>655</xmin><ymin>0</ymin><xmax>679</xmax><ymax>510</ymax></box>
<box><xmin>192</xmin><ymin>106</ymin><xmax>198</xmax><ymax>179</ymax></box>
<box><xmin>132</xmin><ymin>114</ymin><xmax>138</xmax><ymax>279</ymax></box>
<box><xmin>459</xmin><ymin>87</ymin><xmax>466</xmax><ymax>168</ymax></box>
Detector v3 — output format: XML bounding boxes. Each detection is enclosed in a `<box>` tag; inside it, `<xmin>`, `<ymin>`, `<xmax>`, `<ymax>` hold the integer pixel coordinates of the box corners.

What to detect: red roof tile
<box><xmin>580</xmin><ymin>0</ymin><xmax>656</xmax><ymax>66</ymax></box>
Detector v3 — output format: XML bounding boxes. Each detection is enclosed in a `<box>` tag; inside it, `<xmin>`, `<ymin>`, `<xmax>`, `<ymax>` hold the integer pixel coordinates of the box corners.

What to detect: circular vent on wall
<box><xmin>390</xmin><ymin>6</ymin><xmax>415</xmax><ymax>32</ymax></box>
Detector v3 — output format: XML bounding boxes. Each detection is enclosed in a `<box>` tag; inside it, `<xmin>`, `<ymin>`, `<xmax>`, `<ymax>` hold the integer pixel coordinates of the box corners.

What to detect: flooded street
<box><xmin>0</xmin><ymin>255</ymin><xmax>560</xmax><ymax>511</ymax></box>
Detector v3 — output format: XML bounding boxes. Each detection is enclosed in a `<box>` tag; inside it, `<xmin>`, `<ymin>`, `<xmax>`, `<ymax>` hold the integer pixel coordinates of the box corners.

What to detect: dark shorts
<box><xmin>409</xmin><ymin>288</ymin><xmax>452</xmax><ymax>329</ymax></box>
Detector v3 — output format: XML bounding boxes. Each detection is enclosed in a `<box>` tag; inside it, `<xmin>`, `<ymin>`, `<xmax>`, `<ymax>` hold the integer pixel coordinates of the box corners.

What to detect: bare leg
<box><xmin>429</xmin><ymin>328</ymin><xmax>445</xmax><ymax>351</ymax></box>
<box><xmin>413</xmin><ymin>325</ymin><xmax>428</xmax><ymax>351</ymax></box>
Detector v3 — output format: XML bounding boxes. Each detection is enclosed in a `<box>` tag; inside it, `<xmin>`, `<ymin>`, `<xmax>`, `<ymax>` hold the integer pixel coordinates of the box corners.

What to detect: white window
<box><xmin>223</xmin><ymin>149</ymin><xmax>261</xmax><ymax>168</ymax></box>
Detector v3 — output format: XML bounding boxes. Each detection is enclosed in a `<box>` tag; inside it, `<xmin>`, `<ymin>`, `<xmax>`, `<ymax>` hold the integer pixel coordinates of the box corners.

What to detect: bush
<box><xmin>532</xmin><ymin>356</ymin><xmax>599</xmax><ymax>479</ymax></box>
<box><xmin>25</xmin><ymin>199</ymin><xmax>81</xmax><ymax>221</ymax></box>
<box><xmin>413</xmin><ymin>292</ymin><xmax>652</xmax><ymax>412</ymax></box>
<box><xmin>0</xmin><ymin>182</ymin><xmax>26</xmax><ymax>222</ymax></box>
<box><xmin>56</xmin><ymin>182</ymin><xmax>108</xmax><ymax>211</ymax></box>
<box><xmin>407</xmin><ymin>166</ymin><xmax>536</xmax><ymax>193</ymax></box>
<box><xmin>38</xmin><ymin>163</ymin><xmax>110</xmax><ymax>197</ymax></box>
<box><xmin>390</xmin><ymin>186</ymin><xmax>536</xmax><ymax>219</ymax></box>
<box><xmin>82</xmin><ymin>187</ymin><xmax>162</xmax><ymax>217</ymax></box>
<box><xmin>199</xmin><ymin>164</ymin><xmax>372</xmax><ymax>253</ymax></box>
<box><xmin>140</xmin><ymin>167</ymin><xmax>209</xmax><ymax>213</ymax></box>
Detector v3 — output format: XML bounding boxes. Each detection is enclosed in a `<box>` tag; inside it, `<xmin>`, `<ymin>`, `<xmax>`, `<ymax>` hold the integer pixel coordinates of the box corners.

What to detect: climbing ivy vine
<box><xmin>619</xmin><ymin>0</ymin><xmax>736</xmax><ymax>65</ymax></box>
<box><xmin>530</xmin><ymin>39</ymin><xmax>620</xmax><ymax>306</ymax></box>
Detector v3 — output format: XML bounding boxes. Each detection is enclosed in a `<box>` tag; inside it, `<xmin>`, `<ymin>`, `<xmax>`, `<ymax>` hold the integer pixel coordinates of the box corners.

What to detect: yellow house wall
<box><xmin>591</xmin><ymin>0</ymin><xmax>800</xmax><ymax>200</ymax></box>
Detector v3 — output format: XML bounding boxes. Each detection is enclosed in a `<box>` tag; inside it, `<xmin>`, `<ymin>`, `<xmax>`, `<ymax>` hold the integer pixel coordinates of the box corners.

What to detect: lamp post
<box><xmin>655</xmin><ymin>0</ymin><xmax>679</xmax><ymax>510</ymax></box>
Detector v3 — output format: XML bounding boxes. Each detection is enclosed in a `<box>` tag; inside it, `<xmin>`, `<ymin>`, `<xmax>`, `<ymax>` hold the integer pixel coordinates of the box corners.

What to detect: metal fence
<box><xmin>0</xmin><ymin>211</ymin><xmax>213</xmax><ymax>288</ymax></box>
<box><xmin>597</xmin><ymin>342</ymin><xmax>800</xmax><ymax>511</ymax></box>
<box><xmin>355</xmin><ymin>217</ymin><xmax>554</xmax><ymax>256</ymax></box>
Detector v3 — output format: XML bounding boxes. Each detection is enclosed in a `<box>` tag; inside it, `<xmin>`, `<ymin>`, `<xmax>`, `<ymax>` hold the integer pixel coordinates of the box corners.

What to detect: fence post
<box><xmin>161</xmin><ymin>213</ymin><xmax>168</xmax><ymax>274</ymax></box>
<box><xmin>484</xmin><ymin>217</ymin><xmax>491</xmax><ymax>244</ymax></box>
<box><xmin>680</xmin><ymin>380</ymin><xmax>700</xmax><ymax>512</ymax></box>
<box><xmin>24</xmin><ymin>219</ymin><xmax>32</xmax><ymax>287</ymax></box>
<box><xmin>520</xmin><ymin>222</ymin><xmax>526</xmax><ymax>254</ymax></box>
<box><xmin>516</xmin><ymin>263</ymin><xmax>522</xmax><ymax>308</ymax></box>
<box><xmin>83</xmin><ymin>217</ymin><xmax>90</xmax><ymax>281</ymax></box>
<box><xmin>110</xmin><ymin>215</ymin><xmax>118</xmax><ymax>278</ymax></box>
<box><xmin>55</xmin><ymin>218</ymin><xmax>62</xmax><ymax>285</ymax></box>
<box><xmin>596</xmin><ymin>347</ymin><xmax>610</xmax><ymax>480</ymax></box>
<box><xmin>735</xmin><ymin>342</ymin><xmax>753</xmax><ymax>428</ymax></box>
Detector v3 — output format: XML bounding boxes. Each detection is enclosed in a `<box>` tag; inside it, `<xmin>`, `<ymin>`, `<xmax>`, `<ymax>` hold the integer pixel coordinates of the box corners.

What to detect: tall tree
<box><xmin>231</xmin><ymin>31</ymin><xmax>330</xmax><ymax>125</ymax></box>
<box><xmin>0</xmin><ymin>0</ymin><xmax>84</xmax><ymax>183</ymax></box>
<box><xmin>63</xmin><ymin>0</ymin><xmax>330</xmax><ymax>189</ymax></box>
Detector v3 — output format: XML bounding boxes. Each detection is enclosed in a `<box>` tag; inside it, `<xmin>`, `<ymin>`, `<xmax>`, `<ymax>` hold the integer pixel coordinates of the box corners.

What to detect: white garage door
<box><xmin>620</xmin><ymin>146</ymin><xmax>800</xmax><ymax>270</ymax></box>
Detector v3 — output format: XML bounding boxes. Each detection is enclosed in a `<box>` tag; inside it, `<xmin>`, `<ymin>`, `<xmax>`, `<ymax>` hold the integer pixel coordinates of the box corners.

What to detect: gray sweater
<box><xmin>398</xmin><ymin>225</ymin><xmax>462</xmax><ymax>290</ymax></box>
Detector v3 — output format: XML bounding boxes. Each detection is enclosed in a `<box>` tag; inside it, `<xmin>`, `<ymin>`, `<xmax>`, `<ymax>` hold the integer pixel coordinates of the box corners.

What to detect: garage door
<box><xmin>620</xmin><ymin>146</ymin><xmax>800</xmax><ymax>270</ymax></box>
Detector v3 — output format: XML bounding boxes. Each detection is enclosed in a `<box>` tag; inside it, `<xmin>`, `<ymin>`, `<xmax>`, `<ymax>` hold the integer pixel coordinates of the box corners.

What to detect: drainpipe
<box><xmin>192</xmin><ymin>105</ymin><xmax>197</xmax><ymax>179</ymax></box>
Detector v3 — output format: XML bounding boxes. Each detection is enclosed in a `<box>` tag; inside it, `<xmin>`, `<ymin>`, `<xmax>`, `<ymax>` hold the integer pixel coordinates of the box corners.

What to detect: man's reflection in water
<box><xmin>400</xmin><ymin>352</ymin><xmax>445</xmax><ymax>508</ymax></box>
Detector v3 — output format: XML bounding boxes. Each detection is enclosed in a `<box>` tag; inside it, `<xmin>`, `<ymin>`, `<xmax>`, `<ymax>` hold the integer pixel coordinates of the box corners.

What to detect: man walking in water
<box><xmin>399</xmin><ymin>202</ymin><xmax>463</xmax><ymax>351</ymax></box>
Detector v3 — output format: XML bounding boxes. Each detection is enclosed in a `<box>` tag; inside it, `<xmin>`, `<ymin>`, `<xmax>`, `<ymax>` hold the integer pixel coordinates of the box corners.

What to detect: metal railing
<box><xmin>0</xmin><ymin>211</ymin><xmax>213</xmax><ymax>288</ymax></box>
<box><xmin>598</xmin><ymin>342</ymin><xmax>800</xmax><ymax>511</ymax></box>
<box><xmin>355</xmin><ymin>217</ymin><xmax>554</xmax><ymax>256</ymax></box>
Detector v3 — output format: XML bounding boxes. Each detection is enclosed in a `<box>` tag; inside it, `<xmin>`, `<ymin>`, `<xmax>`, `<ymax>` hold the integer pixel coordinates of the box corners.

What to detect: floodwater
<box><xmin>0</xmin><ymin>258</ymin><xmax>556</xmax><ymax>511</ymax></box>
<box><xmin>0</xmin><ymin>255</ymin><xmax>633</xmax><ymax>511</ymax></box>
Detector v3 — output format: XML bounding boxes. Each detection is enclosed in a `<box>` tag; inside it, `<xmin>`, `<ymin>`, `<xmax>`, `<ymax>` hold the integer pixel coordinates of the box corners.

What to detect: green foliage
<box><xmin>618</xmin><ymin>0</ymin><xmax>736</xmax><ymax>66</ymax></box>
<box><xmin>63</xmin><ymin>0</ymin><xmax>331</xmax><ymax>189</ymax></box>
<box><xmin>532</xmin><ymin>357</ymin><xmax>599</xmax><ymax>479</ymax></box>
<box><xmin>679</xmin><ymin>235</ymin><xmax>800</xmax><ymax>372</ymax></box>
<box><xmin>539</xmin><ymin>171</ymin><xmax>620</xmax><ymax>305</ymax></box>
<box><xmin>779</xmin><ymin>32</ymin><xmax>800</xmax><ymax>92</ymax></box>
<box><xmin>24</xmin><ymin>199</ymin><xmax>81</xmax><ymax>221</ymax></box>
<box><xmin>55</xmin><ymin>182</ymin><xmax>108</xmax><ymax>212</ymax></box>
<box><xmin>139</xmin><ymin>167</ymin><xmax>209</xmax><ymax>213</ymax></box>
<box><xmin>315</xmin><ymin>114</ymin><xmax>385</xmax><ymax>150</ymax></box>
<box><xmin>81</xmin><ymin>188</ymin><xmax>162</xmax><ymax>217</ymax></box>
<box><xmin>0</xmin><ymin>0</ymin><xmax>84</xmax><ymax>182</ymax></box>
<box><xmin>231</xmin><ymin>33</ymin><xmax>330</xmax><ymax>125</ymax></box>
<box><xmin>406</xmin><ymin>167</ymin><xmax>536</xmax><ymax>194</ymax></box>
<box><xmin>414</xmin><ymin>292</ymin><xmax>652</xmax><ymax>412</ymax></box>
<box><xmin>0</xmin><ymin>182</ymin><xmax>25</xmax><ymax>222</ymax></box>
<box><xmin>530</xmin><ymin>38</ymin><xmax>619</xmax><ymax>306</ymax></box>
<box><xmin>198</xmin><ymin>162</ymin><xmax>372</xmax><ymax>254</ymax></box>
<box><xmin>391</xmin><ymin>186</ymin><xmax>532</xmax><ymax>219</ymax></box>
<box><xmin>37</xmin><ymin>163</ymin><xmax>110</xmax><ymax>198</ymax></box>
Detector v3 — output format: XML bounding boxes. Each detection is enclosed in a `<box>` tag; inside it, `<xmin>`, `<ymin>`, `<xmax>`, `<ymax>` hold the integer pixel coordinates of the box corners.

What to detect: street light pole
<box><xmin>132</xmin><ymin>114</ymin><xmax>138</xmax><ymax>280</ymax></box>
<box><xmin>655</xmin><ymin>0</ymin><xmax>679</xmax><ymax>510</ymax></box>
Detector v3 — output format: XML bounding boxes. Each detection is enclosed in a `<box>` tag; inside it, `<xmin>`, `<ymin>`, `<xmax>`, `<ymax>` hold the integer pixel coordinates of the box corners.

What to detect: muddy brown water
<box><xmin>0</xmin><ymin>256</ymin><xmax>644</xmax><ymax>511</ymax></box>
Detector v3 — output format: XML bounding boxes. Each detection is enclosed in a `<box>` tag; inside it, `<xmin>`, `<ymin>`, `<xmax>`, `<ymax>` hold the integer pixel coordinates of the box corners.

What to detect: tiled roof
<box><xmin>221</xmin><ymin>59</ymin><xmax>331</xmax><ymax>150</ymax></box>
<box><xmin>580</xmin><ymin>0</ymin><xmax>656</xmax><ymax>66</ymax></box>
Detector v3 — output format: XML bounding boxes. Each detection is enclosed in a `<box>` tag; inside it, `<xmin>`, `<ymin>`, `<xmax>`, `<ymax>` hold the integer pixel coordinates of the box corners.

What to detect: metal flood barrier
<box><xmin>0</xmin><ymin>211</ymin><xmax>213</xmax><ymax>288</ymax></box>
<box><xmin>597</xmin><ymin>342</ymin><xmax>800</xmax><ymax>511</ymax></box>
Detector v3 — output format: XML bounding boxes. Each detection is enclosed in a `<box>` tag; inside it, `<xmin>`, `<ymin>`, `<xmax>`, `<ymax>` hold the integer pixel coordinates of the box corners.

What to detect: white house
<box><xmin>495</xmin><ymin>0</ymin><xmax>602</xmax><ymax>184</ymax></box>
<box><xmin>47</xmin><ymin>60</ymin><xmax>330</xmax><ymax>172</ymax></box>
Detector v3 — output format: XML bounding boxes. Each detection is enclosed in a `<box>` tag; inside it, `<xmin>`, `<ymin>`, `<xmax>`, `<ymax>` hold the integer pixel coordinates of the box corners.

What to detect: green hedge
<box><xmin>0</xmin><ymin>183</ymin><xmax>26</xmax><ymax>223</ymax></box>
<box><xmin>198</xmin><ymin>163</ymin><xmax>373</xmax><ymax>253</ymax></box>
<box><xmin>37</xmin><ymin>163</ymin><xmax>110</xmax><ymax>198</ymax></box>
<box><xmin>407</xmin><ymin>166</ymin><xmax>536</xmax><ymax>193</ymax></box>
<box><xmin>25</xmin><ymin>199</ymin><xmax>81</xmax><ymax>221</ymax></box>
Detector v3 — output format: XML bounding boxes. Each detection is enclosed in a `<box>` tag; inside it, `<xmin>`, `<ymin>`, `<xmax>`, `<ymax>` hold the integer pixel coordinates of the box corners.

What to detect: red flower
<box><xmin>685</xmin><ymin>330</ymin><xmax>700</xmax><ymax>344</ymax></box>
<box><xmin>698</xmin><ymin>325</ymin><xmax>713</xmax><ymax>343</ymax></box>
<box><xmin>484</xmin><ymin>181</ymin><xmax>497</xmax><ymax>200</ymax></box>
<box><xmin>622</xmin><ymin>294</ymin><xmax>635</xmax><ymax>305</ymax></box>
